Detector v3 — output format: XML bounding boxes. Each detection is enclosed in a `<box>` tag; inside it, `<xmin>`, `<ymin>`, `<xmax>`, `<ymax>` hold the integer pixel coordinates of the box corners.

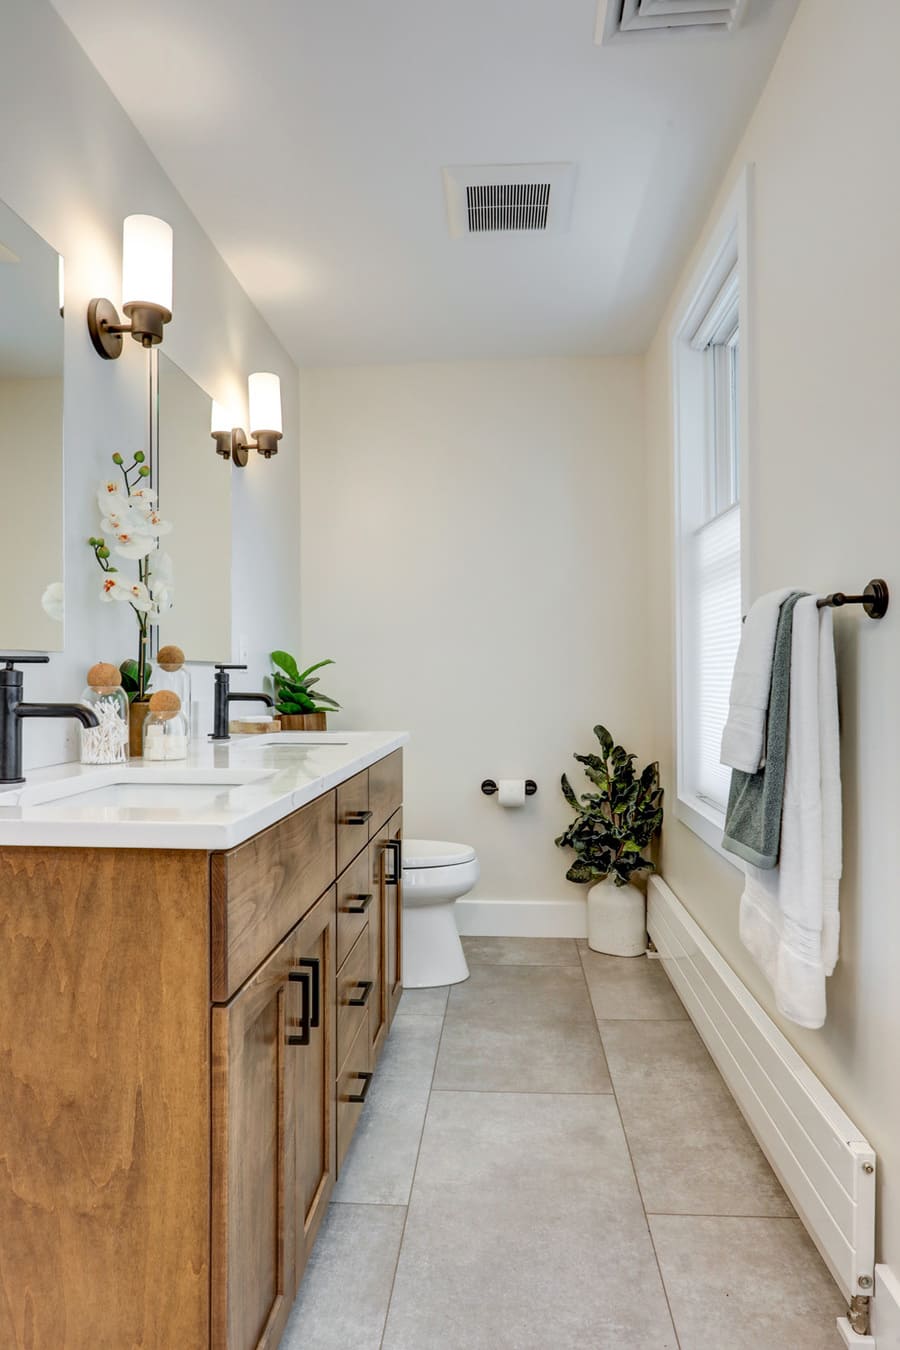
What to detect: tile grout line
<box><xmin>577</xmin><ymin>942</ymin><xmax>684</xmax><ymax>1350</ymax></box>
<box><xmin>377</xmin><ymin>990</ymin><xmax>451</xmax><ymax>1350</ymax></box>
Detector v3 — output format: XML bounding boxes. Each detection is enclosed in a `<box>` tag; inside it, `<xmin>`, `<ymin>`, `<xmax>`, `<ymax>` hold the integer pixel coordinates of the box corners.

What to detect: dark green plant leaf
<box><xmin>271</xmin><ymin>649</ymin><xmax>300</xmax><ymax>681</ymax></box>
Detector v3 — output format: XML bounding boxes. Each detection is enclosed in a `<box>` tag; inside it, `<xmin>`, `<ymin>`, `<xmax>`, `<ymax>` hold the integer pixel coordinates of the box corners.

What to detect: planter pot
<box><xmin>128</xmin><ymin>700</ymin><xmax>151</xmax><ymax>758</ymax></box>
<box><xmin>280</xmin><ymin>712</ymin><xmax>327</xmax><ymax>732</ymax></box>
<box><xmin>587</xmin><ymin>878</ymin><xmax>646</xmax><ymax>957</ymax></box>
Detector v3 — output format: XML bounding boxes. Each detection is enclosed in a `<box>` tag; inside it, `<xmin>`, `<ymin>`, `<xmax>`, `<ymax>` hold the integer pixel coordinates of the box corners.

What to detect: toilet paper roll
<box><xmin>498</xmin><ymin>779</ymin><xmax>527</xmax><ymax>808</ymax></box>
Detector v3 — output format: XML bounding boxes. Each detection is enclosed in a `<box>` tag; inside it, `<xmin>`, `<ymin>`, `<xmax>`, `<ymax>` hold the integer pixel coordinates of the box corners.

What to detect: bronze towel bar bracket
<box><xmin>817</xmin><ymin>579</ymin><xmax>889</xmax><ymax>619</ymax></box>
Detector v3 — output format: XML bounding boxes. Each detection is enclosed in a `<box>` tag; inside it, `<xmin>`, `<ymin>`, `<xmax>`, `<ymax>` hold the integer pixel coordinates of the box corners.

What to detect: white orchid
<box><xmin>90</xmin><ymin>453</ymin><xmax>175</xmax><ymax>703</ymax></box>
<box><xmin>113</xmin><ymin>530</ymin><xmax>158</xmax><ymax>560</ymax></box>
<box><xmin>41</xmin><ymin>581</ymin><xmax>64</xmax><ymax>623</ymax></box>
<box><xmin>100</xmin><ymin>576</ymin><xmax>154</xmax><ymax>611</ymax></box>
<box><xmin>150</xmin><ymin>552</ymin><xmax>175</xmax><ymax>613</ymax></box>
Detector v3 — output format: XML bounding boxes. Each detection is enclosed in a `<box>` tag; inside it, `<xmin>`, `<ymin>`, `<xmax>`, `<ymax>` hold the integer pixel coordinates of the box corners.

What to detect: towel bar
<box><xmin>816</xmin><ymin>579</ymin><xmax>888</xmax><ymax>619</ymax></box>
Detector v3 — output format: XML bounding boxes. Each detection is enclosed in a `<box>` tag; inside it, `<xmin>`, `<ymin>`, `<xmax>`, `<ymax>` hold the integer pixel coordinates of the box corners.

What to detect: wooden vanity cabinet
<box><xmin>0</xmin><ymin>749</ymin><xmax>403</xmax><ymax>1350</ymax></box>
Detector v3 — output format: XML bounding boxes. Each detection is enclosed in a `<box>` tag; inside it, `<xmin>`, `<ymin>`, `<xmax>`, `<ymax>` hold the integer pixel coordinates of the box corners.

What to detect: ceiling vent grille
<box><xmin>443</xmin><ymin>164</ymin><xmax>576</xmax><ymax>239</ymax></box>
<box><xmin>596</xmin><ymin>0</ymin><xmax>746</xmax><ymax>43</ymax></box>
<box><xmin>466</xmin><ymin>183</ymin><xmax>550</xmax><ymax>233</ymax></box>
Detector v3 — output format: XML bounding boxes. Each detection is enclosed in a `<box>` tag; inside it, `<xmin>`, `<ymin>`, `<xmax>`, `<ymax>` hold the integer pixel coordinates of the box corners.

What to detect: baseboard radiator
<box><xmin>648</xmin><ymin>876</ymin><xmax>876</xmax><ymax>1338</ymax></box>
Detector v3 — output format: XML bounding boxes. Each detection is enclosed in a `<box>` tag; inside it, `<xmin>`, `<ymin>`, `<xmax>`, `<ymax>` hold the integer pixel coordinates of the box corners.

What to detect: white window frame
<box><xmin>671</xmin><ymin>167</ymin><xmax>753</xmax><ymax>860</ymax></box>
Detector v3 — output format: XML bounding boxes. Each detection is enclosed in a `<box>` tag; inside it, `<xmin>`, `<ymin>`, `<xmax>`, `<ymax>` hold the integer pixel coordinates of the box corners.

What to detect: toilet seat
<box><xmin>402</xmin><ymin>838</ymin><xmax>476</xmax><ymax>869</ymax></box>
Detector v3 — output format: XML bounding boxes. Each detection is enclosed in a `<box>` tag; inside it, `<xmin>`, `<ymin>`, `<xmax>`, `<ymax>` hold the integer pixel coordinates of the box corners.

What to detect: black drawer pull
<box><xmin>347</xmin><ymin>979</ymin><xmax>373</xmax><ymax>1007</ymax></box>
<box><xmin>343</xmin><ymin>893</ymin><xmax>373</xmax><ymax>914</ymax></box>
<box><xmin>291</xmin><ymin>956</ymin><xmax>320</xmax><ymax>1028</ymax></box>
<box><xmin>287</xmin><ymin>969</ymin><xmax>311</xmax><ymax>1046</ymax></box>
<box><xmin>346</xmin><ymin>809</ymin><xmax>373</xmax><ymax>825</ymax></box>
<box><xmin>384</xmin><ymin>838</ymin><xmax>402</xmax><ymax>885</ymax></box>
<box><xmin>346</xmin><ymin>1071</ymin><xmax>373</xmax><ymax>1104</ymax></box>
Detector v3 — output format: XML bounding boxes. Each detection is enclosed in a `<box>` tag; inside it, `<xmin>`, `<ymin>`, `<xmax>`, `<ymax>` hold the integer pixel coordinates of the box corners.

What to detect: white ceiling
<box><xmin>50</xmin><ymin>0</ymin><xmax>797</xmax><ymax>365</ymax></box>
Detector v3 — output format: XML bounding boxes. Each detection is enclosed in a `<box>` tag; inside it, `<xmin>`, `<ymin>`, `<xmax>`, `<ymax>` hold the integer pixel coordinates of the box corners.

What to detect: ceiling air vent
<box><xmin>596</xmin><ymin>0</ymin><xmax>746</xmax><ymax>44</ymax></box>
<box><xmin>443</xmin><ymin>164</ymin><xmax>576</xmax><ymax>239</ymax></box>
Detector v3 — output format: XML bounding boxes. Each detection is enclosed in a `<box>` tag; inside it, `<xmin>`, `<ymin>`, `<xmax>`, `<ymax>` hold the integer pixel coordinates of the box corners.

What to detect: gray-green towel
<box><xmin>722</xmin><ymin>592</ymin><xmax>803</xmax><ymax>869</ymax></box>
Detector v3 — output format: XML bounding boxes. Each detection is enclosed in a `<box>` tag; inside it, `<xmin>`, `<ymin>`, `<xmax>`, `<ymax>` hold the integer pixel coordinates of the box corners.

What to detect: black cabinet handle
<box><xmin>346</xmin><ymin>809</ymin><xmax>373</xmax><ymax>825</ymax></box>
<box><xmin>347</xmin><ymin>979</ymin><xmax>373</xmax><ymax>1007</ymax></box>
<box><xmin>291</xmin><ymin>956</ymin><xmax>320</xmax><ymax>1028</ymax></box>
<box><xmin>346</xmin><ymin>1071</ymin><xmax>373</xmax><ymax>1104</ymax></box>
<box><xmin>343</xmin><ymin>892</ymin><xmax>373</xmax><ymax>914</ymax></box>
<box><xmin>385</xmin><ymin>838</ymin><xmax>402</xmax><ymax>885</ymax></box>
<box><xmin>287</xmin><ymin>969</ymin><xmax>311</xmax><ymax>1046</ymax></box>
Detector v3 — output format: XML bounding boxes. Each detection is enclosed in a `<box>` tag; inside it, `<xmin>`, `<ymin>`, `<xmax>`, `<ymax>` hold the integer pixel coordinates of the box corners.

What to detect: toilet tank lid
<box><xmin>402</xmin><ymin>838</ymin><xmax>476</xmax><ymax>869</ymax></box>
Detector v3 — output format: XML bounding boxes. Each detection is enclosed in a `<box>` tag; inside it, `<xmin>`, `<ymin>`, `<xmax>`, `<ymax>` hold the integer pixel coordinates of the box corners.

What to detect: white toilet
<box><xmin>401</xmin><ymin>839</ymin><xmax>479</xmax><ymax>987</ymax></box>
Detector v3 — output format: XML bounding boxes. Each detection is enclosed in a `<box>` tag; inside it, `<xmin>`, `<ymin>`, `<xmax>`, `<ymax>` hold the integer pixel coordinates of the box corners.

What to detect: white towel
<box><xmin>739</xmin><ymin>599</ymin><xmax>842</xmax><ymax>1029</ymax></box>
<box><xmin>721</xmin><ymin>588</ymin><xmax>797</xmax><ymax>773</ymax></box>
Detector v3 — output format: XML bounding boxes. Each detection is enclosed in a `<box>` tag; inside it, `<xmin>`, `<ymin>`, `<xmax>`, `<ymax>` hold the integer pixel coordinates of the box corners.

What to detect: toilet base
<box><xmin>402</xmin><ymin>900</ymin><xmax>470</xmax><ymax>988</ymax></box>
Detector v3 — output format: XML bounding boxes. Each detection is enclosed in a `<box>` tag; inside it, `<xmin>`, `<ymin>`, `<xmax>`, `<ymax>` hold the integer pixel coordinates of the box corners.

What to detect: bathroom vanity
<box><xmin>0</xmin><ymin>734</ymin><xmax>405</xmax><ymax>1350</ymax></box>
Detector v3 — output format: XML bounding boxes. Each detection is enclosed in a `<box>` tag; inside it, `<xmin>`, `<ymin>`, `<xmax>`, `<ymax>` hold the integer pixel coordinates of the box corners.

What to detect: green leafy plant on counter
<box><xmin>555</xmin><ymin>724</ymin><xmax>663</xmax><ymax>887</ymax></box>
<box><xmin>270</xmin><ymin>651</ymin><xmax>341</xmax><ymax>716</ymax></box>
<box><xmin>119</xmin><ymin>658</ymin><xmax>152</xmax><ymax>704</ymax></box>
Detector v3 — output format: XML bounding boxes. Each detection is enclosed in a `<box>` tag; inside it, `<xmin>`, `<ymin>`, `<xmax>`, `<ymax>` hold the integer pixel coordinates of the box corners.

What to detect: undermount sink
<box><xmin>231</xmin><ymin>733</ymin><xmax>350</xmax><ymax>748</ymax></box>
<box><xmin>0</xmin><ymin>767</ymin><xmax>276</xmax><ymax>810</ymax></box>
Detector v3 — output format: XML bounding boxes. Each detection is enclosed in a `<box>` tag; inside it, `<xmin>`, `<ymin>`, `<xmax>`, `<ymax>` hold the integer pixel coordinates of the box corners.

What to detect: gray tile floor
<box><xmin>282</xmin><ymin>938</ymin><xmax>845</xmax><ymax>1350</ymax></box>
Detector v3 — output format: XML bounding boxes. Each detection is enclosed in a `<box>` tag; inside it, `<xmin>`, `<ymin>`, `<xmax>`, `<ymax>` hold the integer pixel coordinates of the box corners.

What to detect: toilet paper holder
<box><xmin>481</xmin><ymin>779</ymin><xmax>537</xmax><ymax>797</ymax></box>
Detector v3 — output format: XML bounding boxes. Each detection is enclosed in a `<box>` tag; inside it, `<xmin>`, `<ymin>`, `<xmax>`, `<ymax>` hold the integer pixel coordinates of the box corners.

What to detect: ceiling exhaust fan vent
<box><xmin>466</xmin><ymin>183</ymin><xmax>550</xmax><ymax>233</ymax></box>
<box><xmin>596</xmin><ymin>0</ymin><xmax>747</xmax><ymax>44</ymax></box>
<box><xmin>443</xmin><ymin>163</ymin><xmax>576</xmax><ymax>239</ymax></box>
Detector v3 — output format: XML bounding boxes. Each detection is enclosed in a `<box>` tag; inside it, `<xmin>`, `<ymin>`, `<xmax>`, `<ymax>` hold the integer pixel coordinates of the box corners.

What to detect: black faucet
<box><xmin>210</xmin><ymin>663</ymin><xmax>275</xmax><ymax>741</ymax></box>
<box><xmin>0</xmin><ymin>656</ymin><xmax>99</xmax><ymax>786</ymax></box>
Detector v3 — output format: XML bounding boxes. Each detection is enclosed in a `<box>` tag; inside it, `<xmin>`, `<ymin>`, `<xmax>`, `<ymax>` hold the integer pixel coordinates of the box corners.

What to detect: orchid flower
<box><xmin>41</xmin><ymin>581</ymin><xmax>64</xmax><ymax>623</ymax></box>
<box><xmin>100</xmin><ymin>577</ymin><xmax>154</xmax><ymax>611</ymax></box>
<box><xmin>151</xmin><ymin>552</ymin><xmax>175</xmax><ymax>613</ymax></box>
<box><xmin>113</xmin><ymin>531</ymin><xmax>158</xmax><ymax>560</ymax></box>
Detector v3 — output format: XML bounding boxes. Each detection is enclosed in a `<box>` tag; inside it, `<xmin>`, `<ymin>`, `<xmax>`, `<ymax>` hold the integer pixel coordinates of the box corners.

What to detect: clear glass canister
<box><xmin>142</xmin><ymin>690</ymin><xmax>189</xmax><ymax>761</ymax></box>
<box><xmin>80</xmin><ymin>663</ymin><xmax>129</xmax><ymax>765</ymax></box>
<box><xmin>155</xmin><ymin>644</ymin><xmax>192</xmax><ymax>739</ymax></box>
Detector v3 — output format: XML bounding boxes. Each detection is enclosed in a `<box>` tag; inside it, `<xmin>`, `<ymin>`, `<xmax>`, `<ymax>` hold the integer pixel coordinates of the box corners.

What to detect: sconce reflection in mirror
<box><xmin>87</xmin><ymin>214</ymin><xmax>173</xmax><ymax>359</ymax></box>
<box><xmin>210</xmin><ymin>373</ymin><xmax>283</xmax><ymax>467</ymax></box>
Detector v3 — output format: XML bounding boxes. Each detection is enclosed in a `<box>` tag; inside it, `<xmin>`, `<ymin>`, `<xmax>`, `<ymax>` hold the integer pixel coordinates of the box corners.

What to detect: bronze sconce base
<box><xmin>212</xmin><ymin>427</ymin><xmax>282</xmax><ymax>468</ymax></box>
<box><xmin>87</xmin><ymin>297</ymin><xmax>172</xmax><ymax>359</ymax></box>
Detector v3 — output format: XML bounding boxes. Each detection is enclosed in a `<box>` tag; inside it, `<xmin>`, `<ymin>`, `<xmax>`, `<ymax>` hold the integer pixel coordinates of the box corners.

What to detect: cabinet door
<box><xmin>368</xmin><ymin>832</ymin><xmax>387</xmax><ymax>1061</ymax></box>
<box><xmin>292</xmin><ymin>887</ymin><xmax>337</xmax><ymax>1288</ymax></box>
<box><xmin>384</xmin><ymin>810</ymin><xmax>403</xmax><ymax>1026</ymax></box>
<box><xmin>211</xmin><ymin>888</ymin><xmax>336</xmax><ymax>1350</ymax></box>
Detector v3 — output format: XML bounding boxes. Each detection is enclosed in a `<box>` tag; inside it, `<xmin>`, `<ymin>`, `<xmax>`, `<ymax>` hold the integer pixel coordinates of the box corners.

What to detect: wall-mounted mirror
<box><xmin>155</xmin><ymin>352</ymin><xmax>232</xmax><ymax>662</ymax></box>
<box><xmin>0</xmin><ymin>200</ymin><xmax>64</xmax><ymax>650</ymax></box>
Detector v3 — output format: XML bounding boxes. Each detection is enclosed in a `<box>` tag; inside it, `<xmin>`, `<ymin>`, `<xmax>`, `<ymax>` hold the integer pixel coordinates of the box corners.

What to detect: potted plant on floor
<box><xmin>270</xmin><ymin>651</ymin><xmax>341</xmax><ymax>730</ymax></box>
<box><xmin>555</xmin><ymin>725</ymin><xmax>663</xmax><ymax>956</ymax></box>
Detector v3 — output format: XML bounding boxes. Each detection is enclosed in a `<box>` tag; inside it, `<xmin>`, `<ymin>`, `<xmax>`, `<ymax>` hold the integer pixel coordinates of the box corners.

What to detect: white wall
<box><xmin>644</xmin><ymin>0</ymin><xmax>900</xmax><ymax>1273</ymax></box>
<box><xmin>300</xmin><ymin>357</ymin><xmax>648</xmax><ymax>914</ymax></box>
<box><xmin>0</xmin><ymin>0</ymin><xmax>299</xmax><ymax>766</ymax></box>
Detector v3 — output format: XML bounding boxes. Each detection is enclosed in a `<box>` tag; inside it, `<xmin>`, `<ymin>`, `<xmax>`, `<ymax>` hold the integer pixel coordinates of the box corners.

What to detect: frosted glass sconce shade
<box><xmin>248</xmin><ymin>372</ymin><xmax>283</xmax><ymax>446</ymax></box>
<box><xmin>122</xmin><ymin>215</ymin><xmax>173</xmax><ymax>314</ymax></box>
<box><xmin>87</xmin><ymin>213</ymin><xmax>174</xmax><ymax>359</ymax></box>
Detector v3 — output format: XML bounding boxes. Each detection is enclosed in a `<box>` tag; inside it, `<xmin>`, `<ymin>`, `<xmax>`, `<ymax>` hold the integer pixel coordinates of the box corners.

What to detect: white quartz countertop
<box><xmin>0</xmin><ymin>731</ymin><xmax>409</xmax><ymax>850</ymax></box>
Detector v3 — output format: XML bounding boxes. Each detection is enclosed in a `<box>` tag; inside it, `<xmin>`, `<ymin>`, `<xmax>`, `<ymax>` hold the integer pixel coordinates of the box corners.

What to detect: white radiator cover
<box><xmin>648</xmin><ymin>876</ymin><xmax>875</xmax><ymax>1306</ymax></box>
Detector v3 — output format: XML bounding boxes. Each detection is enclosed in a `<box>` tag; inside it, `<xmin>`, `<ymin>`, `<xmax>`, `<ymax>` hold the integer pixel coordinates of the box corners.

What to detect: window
<box><xmin>672</xmin><ymin>173</ymin><xmax>749</xmax><ymax>853</ymax></box>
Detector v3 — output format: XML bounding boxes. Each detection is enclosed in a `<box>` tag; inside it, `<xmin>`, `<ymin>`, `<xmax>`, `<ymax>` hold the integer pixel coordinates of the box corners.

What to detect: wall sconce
<box><xmin>87</xmin><ymin>214</ymin><xmax>173</xmax><ymax>359</ymax></box>
<box><xmin>210</xmin><ymin>373</ymin><xmax>283</xmax><ymax>467</ymax></box>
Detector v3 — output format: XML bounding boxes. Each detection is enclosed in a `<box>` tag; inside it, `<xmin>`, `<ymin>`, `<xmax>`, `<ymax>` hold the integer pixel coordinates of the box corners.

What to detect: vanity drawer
<box><xmin>336</xmin><ymin>845</ymin><xmax>374</xmax><ymax>968</ymax></box>
<box><xmin>336</xmin><ymin>1011</ymin><xmax>372</xmax><ymax>1172</ymax></box>
<box><xmin>211</xmin><ymin>792</ymin><xmax>337</xmax><ymax>1001</ymax></box>
<box><xmin>336</xmin><ymin>770</ymin><xmax>371</xmax><ymax>873</ymax></box>
<box><xmin>368</xmin><ymin>750</ymin><xmax>403</xmax><ymax>837</ymax></box>
<box><xmin>337</xmin><ymin>928</ymin><xmax>374</xmax><ymax>1073</ymax></box>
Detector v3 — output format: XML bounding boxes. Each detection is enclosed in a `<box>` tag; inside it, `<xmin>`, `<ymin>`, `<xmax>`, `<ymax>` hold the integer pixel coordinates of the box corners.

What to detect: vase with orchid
<box><xmin>88</xmin><ymin>450</ymin><xmax>174</xmax><ymax>704</ymax></box>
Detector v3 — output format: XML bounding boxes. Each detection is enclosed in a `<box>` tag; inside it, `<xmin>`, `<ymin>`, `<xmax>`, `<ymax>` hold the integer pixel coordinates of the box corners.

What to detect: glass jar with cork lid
<box><xmin>80</xmin><ymin>662</ymin><xmax>129</xmax><ymax>764</ymax></box>
<box><xmin>142</xmin><ymin>690</ymin><xmax>189</xmax><ymax>761</ymax></box>
<box><xmin>154</xmin><ymin>644</ymin><xmax>192</xmax><ymax>739</ymax></box>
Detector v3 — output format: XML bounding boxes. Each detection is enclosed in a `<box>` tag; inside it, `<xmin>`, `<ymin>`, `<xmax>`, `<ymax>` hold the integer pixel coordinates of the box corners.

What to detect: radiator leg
<box><xmin>848</xmin><ymin>1295</ymin><xmax>870</xmax><ymax>1336</ymax></box>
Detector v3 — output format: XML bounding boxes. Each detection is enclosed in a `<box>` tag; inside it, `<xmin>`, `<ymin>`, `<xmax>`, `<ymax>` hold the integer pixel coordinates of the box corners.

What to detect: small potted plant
<box><xmin>270</xmin><ymin>651</ymin><xmax>341</xmax><ymax>731</ymax></box>
<box><xmin>555</xmin><ymin>724</ymin><xmax>663</xmax><ymax>956</ymax></box>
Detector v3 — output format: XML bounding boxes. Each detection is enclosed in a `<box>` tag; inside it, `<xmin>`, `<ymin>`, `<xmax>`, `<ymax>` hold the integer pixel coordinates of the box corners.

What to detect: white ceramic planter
<box><xmin>587</xmin><ymin>878</ymin><xmax>646</xmax><ymax>956</ymax></box>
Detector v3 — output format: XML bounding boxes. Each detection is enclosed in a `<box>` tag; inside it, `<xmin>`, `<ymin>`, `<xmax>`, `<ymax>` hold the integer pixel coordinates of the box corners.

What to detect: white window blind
<box><xmin>686</xmin><ymin>502</ymin><xmax>741</xmax><ymax>812</ymax></box>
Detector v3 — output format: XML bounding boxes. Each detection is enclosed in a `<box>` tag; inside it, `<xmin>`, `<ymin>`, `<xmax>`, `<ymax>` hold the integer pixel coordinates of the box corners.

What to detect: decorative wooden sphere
<box><xmin>87</xmin><ymin>662</ymin><xmax>122</xmax><ymax>689</ymax></box>
<box><xmin>156</xmin><ymin>644</ymin><xmax>185</xmax><ymax>672</ymax></box>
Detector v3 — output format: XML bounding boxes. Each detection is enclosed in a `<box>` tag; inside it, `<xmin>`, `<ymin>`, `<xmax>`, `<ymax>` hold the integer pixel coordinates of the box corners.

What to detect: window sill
<box><xmin>674</xmin><ymin>793</ymin><xmax>744</xmax><ymax>870</ymax></box>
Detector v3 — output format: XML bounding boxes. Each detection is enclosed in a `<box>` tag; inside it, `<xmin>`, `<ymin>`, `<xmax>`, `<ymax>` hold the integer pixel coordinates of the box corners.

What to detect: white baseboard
<box><xmin>870</xmin><ymin>1266</ymin><xmax>900</xmax><ymax>1348</ymax></box>
<box><xmin>455</xmin><ymin>897</ymin><xmax>587</xmax><ymax>938</ymax></box>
